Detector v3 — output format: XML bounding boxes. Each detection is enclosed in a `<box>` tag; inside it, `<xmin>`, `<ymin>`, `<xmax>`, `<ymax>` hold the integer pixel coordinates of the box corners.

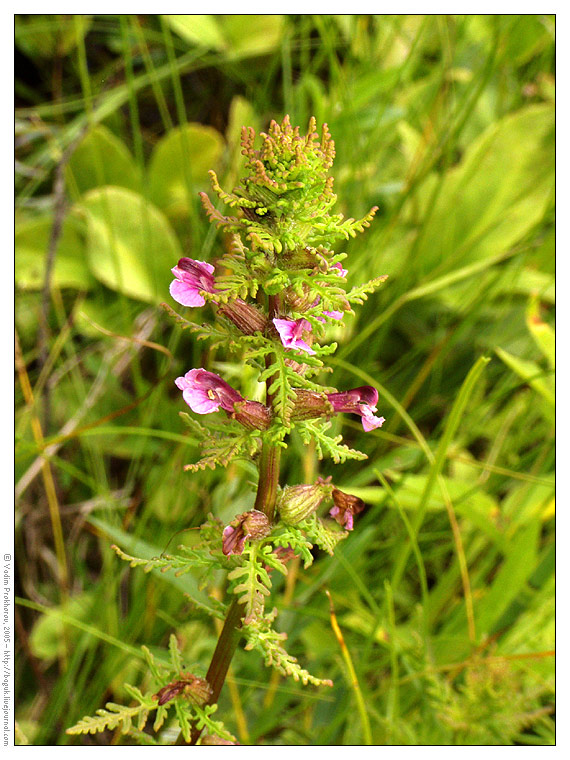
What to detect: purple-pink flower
<box><xmin>175</xmin><ymin>369</ymin><xmax>243</xmax><ymax>414</ymax></box>
<box><xmin>331</xmin><ymin>262</ymin><xmax>348</xmax><ymax>278</ymax></box>
<box><xmin>170</xmin><ymin>258</ymin><xmax>216</xmax><ymax>307</ymax></box>
<box><xmin>329</xmin><ymin>489</ymin><xmax>365</xmax><ymax>531</ymax></box>
<box><xmin>317</xmin><ymin>309</ymin><xmax>344</xmax><ymax>323</ymax></box>
<box><xmin>327</xmin><ymin>386</ymin><xmax>385</xmax><ymax>432</ymax></box>
<box><xmin>273</xmin><ymin>318</ymin><xmax>316</xmax><ymax>355</ymax></box>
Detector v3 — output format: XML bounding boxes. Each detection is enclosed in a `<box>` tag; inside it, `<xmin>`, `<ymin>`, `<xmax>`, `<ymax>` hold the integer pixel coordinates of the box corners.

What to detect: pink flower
<box><xmin>169</xmin><ymin>258</ymin><xmax>216</xmax><ymax>307</ymax></box>
<box><xmin>273</xmin><ymin>318</ymin><xmax>316</xmax><ymax>355</ymax></box>
<box><xmin>326</xmin><ymin>386</ymin><xmax>385</xmax><ymax>432</ymax></box>
<box><xmin>175</xmin><ymin>369</ymin><xmax>243</xmax><ymax>414</ymax></box>
<box><xmin>316</xmin><ymin>309</ymin><xmax>344</xmax><ymax>323</ymax></box>
<box><xmin>331</xmin><ymin>262</ymin><xmax>348</xmax><ymax>278</ymax></box>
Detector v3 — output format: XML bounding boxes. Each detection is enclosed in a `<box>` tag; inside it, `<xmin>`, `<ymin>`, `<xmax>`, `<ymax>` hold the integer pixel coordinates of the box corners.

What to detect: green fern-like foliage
<box><xmin>227</xmin><ymin>544</ymin><xmax>283</xmax><ymax>624</ymax></box>
<box><xmin>243</xmin><ymin>612</ymin><xmax>333</xmax><ymax>687</ymax></box>
<box><xmin>297</xmin><ymin>513</ymin><xmax>348</xmax><ymax>555</ymax></box>
<box><xmin>178</xmin><ymin>412</ymin><xmax>262</xmax><ymax>472</ymax></box>
<box><xmin>67</xmin><ymin>636</ymin><xmax>237</xmax><ymax>744</ymax></box>
<box><xmin>298</xmin><ymin>419</ymin><xmax>368</xmax><ymax>464</ymax></box>
<box><xmin>67</xmin><ymin>685</ymin><xmax>158</xmax><ymax>737</ymax></box>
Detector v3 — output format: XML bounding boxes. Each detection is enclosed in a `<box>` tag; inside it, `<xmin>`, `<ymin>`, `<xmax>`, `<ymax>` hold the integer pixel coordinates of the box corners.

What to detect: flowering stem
<box><xmin>184</xmin><ymin>298</ymin><xmax>282</xmax><ymax>745</ymax></box>
<box><xmin>185</xmin><ymin>597</ymin><xmax>244</xmax><ymax>745</ymax></box>
<box><xmin>253</xmin><ymin>443</ymin><xmax>281</xmax><ymax>520</ymax></box>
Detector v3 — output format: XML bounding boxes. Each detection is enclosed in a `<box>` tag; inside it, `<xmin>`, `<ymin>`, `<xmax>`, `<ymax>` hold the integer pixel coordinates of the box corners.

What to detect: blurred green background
<box><xmin>15</xmin><ymin>15</ymin><xmax>554</xmax><ymax>746</ymax></box>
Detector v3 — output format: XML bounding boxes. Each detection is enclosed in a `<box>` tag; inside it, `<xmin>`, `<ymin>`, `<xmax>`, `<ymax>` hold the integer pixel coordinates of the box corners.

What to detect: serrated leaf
<box><xmin>243</xmin><ymin>614</ymin><xmax>333</xmax><ymax>687</ymax></box>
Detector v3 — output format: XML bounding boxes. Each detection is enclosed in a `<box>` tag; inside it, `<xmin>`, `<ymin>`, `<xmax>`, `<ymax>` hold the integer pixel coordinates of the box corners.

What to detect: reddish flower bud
<box><xmin>329</xmin><ymin>489</ymin><xmax>365</xmax><ymax>531</ymax></box>
<box><xmin>217</xmin><ymin>299</ymin><xmax>268</xmax><ymax>335</ymax></box>
<box><xmin>290</xmin><ymin>389</ymin><xmax>335</xmax><ymax>421</ymax></box>
<box><xmin>201</xmin><ymin>736</ymin><xmax>239</xmax><ymax>745</ymax></box>
<box><xmin>222</xmin><ymin>510</ymin><xmax>271</xmax><ymax>556</ymax></box>
<box><xmin>154</xmin><ymin>673</ymin><xmax>213</xmax><ymax>707</ymax></box>
<box><xmin>232</xmin><ymin>400</ymin><xmax>272</xmax><ymax>430</ymax></box>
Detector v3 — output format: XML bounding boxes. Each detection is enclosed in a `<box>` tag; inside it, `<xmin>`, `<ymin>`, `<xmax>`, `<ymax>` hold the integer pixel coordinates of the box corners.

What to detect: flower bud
<box><xmin>290</xmin><ymin>389</ymin><xmax>335</xmax><ymax>421</ymax></box>
<box><xmin>201</xmin><ymin>736</ymin><xmax>239</xmax><ymax>746</ymax></box>
<box><xmin>232</xmin><ymin>400</ymin><xmax>272</xmax><ymax>430</ymax></box>
<box><xmin>154</xmin><ymin>672</ymin><xmax>213</xmax><ymax>707</ymax></box>
<box><xmin>217</xmin><ymin>298</ymin><xmax>268</xmax><ymax>335</ymax></box>
<box><xmin>329</xmin><ymin>489</ymin><xmax>365</xmax><ymax>531</ymax></box>
<box><xmin>222</xmin><ymin>509</ymin><xmax>271</xmax><ymax>556</ymax></box>
<box><xmin>278</xmin><ymin>480</ymin><xmax>334</xmax><ymax>525</ymax></box>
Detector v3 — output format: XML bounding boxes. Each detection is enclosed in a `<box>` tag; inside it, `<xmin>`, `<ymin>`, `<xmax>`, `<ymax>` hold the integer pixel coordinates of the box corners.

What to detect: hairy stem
<box><xmin>254</xmin><ymin>443</ymin><xmax>281</xmax><ymax>520</ymax></box>
<box><xmin>184</xmin><ymin>597</ymin><xmax>244</xmax><ymax>745</ymax></box>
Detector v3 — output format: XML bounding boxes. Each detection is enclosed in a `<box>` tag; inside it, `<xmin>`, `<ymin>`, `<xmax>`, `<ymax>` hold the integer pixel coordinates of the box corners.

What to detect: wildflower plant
<box><xmin>68</xmin><ymin>116</ymin><xmax>387</xmax><ymax>745</ymax></box>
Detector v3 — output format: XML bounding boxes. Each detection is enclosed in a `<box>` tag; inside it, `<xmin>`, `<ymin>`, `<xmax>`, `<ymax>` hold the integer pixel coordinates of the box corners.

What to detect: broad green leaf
<box><xmin>161</xmin><ymin>14</ymin><xmax>226</xmax><ymax>50</ymax></box>
<box><xmin>220</xmin><ymin>15</ymin><xmax>285</xmax><ymax>58</ymax></box>
<box><xmin>414</xmin><ymin>105</ymin><xmax>554</xmax><ymax>277</ymax></box>
<box><xmin>15</xmin><ymin>214</ymin><xmax>92</xmax><ymax>290</ymax></box>
<box><xmin>79</xmin><ymin>186</ymin><xmax>182</xmax><ymax>303</ymax></box>
<box><xmin>495</xmin><ymin>346</ymin><xmax>554</xmax><ymax>418</ymax></box>
<box><xmin>87</xmin><ymin>516</ymin><xmax>219</xmax><ymax>616</ymax></box>
<box><xmin>526</xmin><ymin>295</ymin><xmax>555</xmax><ymax>369</ymax></box>
<box><xmin>66</xmin><ymin>125</ymin><xmax>141</xmax><ymax>196</ymax></box>
<box><xmin>15</xmin><ymin>14</ymin><xmax>91</xmax><ymax>58</ymax></box>
<box><xmin>29</xmin><ymin>593</ymin><xmax>94</xmax><ymax>661</ymax></box>
<box><xmin>148</xmin><ymin>124</ymin><xmax>225</xmax><ymax>216</ymax></box>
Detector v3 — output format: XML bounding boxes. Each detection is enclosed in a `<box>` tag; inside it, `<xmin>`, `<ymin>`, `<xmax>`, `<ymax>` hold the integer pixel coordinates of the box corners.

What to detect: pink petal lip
<box><xmin>331</xmin><ymin>263</ymin><xmax>348</xmax><ymax>278</ymax></box>
<box><xmin>273</xmin><ymin>317</ymin><xmax>316</xmax><ymax>355</ymax></box>
<box><xmin>169</xmin><ymin>278</ymin><xmax>206</xmax><ymax>307</ymax></box>
<box><xmin>361</xmin><ymin>408</ymin><xmax>385</xmax><ymax>432</ymax></box>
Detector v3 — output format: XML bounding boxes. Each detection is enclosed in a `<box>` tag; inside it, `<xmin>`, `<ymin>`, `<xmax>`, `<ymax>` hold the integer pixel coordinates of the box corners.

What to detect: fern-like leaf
<box><xmin>298</xmin><ymin>420</ymin><xmax>367</xmax><ymax>463</ymax></box>
<box><xmin>66</xmin><ymin>689</ymin><xmax>156</xmax><ymax>736</ymax></box>
<box><xmin>243</xmin><ymin>615</ymin><xmax>333</xmax><ymax>687</ymax></box>
<box><xmin>346</xmin><ymin>274</ymin><xmax>389</xmax><ymax>305</ymax></box>
<box><xmin>271</xmin><ymin>525</ymin><xmax>315</xmax><ymax>568</ymax></box>
<box><xmin>297</xmin><ymin>513</ymin><xmax>347</xmax><ymax>555</ymax></box>
<box><xmin>194</xmin><ymin>704</ymin><xmax>238</xmax><ymax>744</ymax></box>
<box><xmin>227</xmin><ymin>544</ymin><xmax>272</xmax><ymax>623</ymax></box>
